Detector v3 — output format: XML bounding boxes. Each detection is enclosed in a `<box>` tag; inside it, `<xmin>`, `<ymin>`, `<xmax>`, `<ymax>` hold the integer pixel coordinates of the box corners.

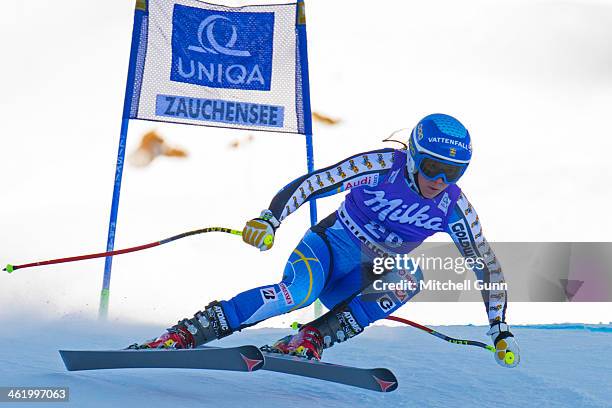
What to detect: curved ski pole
<box><xmin>386</xmin><ymin>315</ymin><xmax>495</xmax><ymax>352</ymax></box>
<box><xmin>4</xmin><ymin>227</ymin><xmax>242</xmax><ymax>273</ymax></box>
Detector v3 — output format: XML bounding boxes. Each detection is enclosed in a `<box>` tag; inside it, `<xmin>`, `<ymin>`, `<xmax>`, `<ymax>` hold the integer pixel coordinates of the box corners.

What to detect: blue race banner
<box><xmin>125</xmin><ymin>0</ymin><xmax>309</xmax><ymax>133</ymax></box>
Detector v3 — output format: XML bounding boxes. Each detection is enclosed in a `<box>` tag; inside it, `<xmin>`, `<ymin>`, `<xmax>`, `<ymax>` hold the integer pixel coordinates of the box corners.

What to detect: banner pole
<box><xmin>99</xmin><ymin>1</ymin><xmax>146</xmax><ymax>319</ymax></box>
<box><xmin>296</xmin><ymin>0</ymin><xmax>321</xmax><ymax>317</ymax></box>
<box><xmin>305</xmin><ymin>134</ymin><xmax>317</xmax><ymax>225</ymax></box>
<box><xmin>99</xmin><ymin>119</ymin><xmax>129</xmax><ymax>319</ymax></box>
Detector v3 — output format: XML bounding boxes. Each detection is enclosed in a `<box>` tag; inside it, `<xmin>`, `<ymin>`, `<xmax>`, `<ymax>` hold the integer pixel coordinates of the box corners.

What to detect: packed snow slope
<box><xmin>1</xmin><ymin>319</ymin><xmax>610</xmax><ymax>408</ymax></box>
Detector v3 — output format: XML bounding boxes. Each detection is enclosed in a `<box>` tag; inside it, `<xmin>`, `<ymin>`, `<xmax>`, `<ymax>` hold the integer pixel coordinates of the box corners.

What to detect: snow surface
<box><xmin>1</xmin><ymin>320</ymin><xmax>611</xmax><ymax>408</ymax></box>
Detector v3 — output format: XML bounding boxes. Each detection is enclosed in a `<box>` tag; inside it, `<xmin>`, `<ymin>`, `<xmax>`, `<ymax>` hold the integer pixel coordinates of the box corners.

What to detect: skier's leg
<box><xmin>266</xmin><ymin>215</ymin><xmax>374</xmax><ymax>358</ymax></box>
<box><xmin>131</xmin><ymin>229</ymin><xmax>331</xmax><ymax>349</ymax></box>
<box><xmin>221</xmin><ymin>229</ymin><xmax>330</xmax><ymax>330</ymax></box>
<box><xmin>265</xmin><ymin>265</ymin><xmax>369</xmax><ymax>358</ymax></box>
<box><xmin>300</xmin><ymin>263</ymin><xmax>423</xmax><ymax>351</ymax></box>
<box><xmin>345</xmin><ymin>264</ymin><xmax>423</xmax><ymax>328</ymax></box>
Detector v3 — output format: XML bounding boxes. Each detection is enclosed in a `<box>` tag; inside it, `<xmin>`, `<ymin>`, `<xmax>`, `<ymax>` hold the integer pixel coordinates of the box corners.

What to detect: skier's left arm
<box><xmin>446</xmin><ymin>192</ymin><xmax>520</xmax><ymax>368</ymax></box>
<box><xmin>243</xmin><ymin>148</ymin><xmax>395</xmax><ymax>251</ymax></box>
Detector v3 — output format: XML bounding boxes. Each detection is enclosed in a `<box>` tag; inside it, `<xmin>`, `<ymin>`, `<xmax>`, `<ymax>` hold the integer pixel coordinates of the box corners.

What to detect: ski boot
<box><xmin>263</xmin><ymin>304</ymin><xmax>365</xmax><ymax>359</ymax></box>
<box><xmin>127</xmin><ymin>301</ymin><xmax>234</xmax><ymax>350</ymax></box>
<box><xmin>268</xmin><ymin>325</ymin><xmax>325</xmax><ymax>360</ymax></box>
<box><xmin>128</xmin><ymin>325</ymin><xmax>195</xmax><ymax>350</ymax></box>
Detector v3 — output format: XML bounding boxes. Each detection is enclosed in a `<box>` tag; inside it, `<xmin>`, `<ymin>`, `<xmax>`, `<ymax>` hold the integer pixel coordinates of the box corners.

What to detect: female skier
<box><xmin>132</xmin><ymin>113</ymin><xmax>520</xmax><ymax>368</ymax></box>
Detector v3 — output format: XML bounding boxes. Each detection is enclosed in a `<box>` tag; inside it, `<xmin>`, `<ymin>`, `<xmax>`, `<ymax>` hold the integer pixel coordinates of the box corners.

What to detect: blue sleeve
<box><xmin>446</xmin><ymin>192</ymin><xmax>507</xmax><ymax>325</ymax></box>
<box><xmin>268</xmin><ymin>148</ymin><xmax>396</xmax><ymax>222</ymax></box>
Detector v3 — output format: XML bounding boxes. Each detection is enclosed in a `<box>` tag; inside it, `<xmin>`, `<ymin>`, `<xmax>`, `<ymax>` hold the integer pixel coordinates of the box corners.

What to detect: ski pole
<box><xmin>386</xmin><ymin>315</ymin><xmax>495</xmax><ymax>352</ymax></box>
<box><xmin>4</xmin><ymin>227</ymin><xmax>242</xmax><ymax>273</ymax></box>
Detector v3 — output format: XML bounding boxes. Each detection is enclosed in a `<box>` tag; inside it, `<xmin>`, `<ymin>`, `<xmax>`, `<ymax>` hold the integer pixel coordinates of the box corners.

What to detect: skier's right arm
<box><xmin>242</xmin><ymin>148</ymin><xmax>396</xmax><ymax>251</ymax></box>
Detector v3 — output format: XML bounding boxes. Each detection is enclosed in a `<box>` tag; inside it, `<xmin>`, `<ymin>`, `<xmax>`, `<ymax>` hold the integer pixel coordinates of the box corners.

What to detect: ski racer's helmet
<box><xmin>407</xmin><ymin>113</ymin><xmax>472</xmax><ymax>184</ymax></box>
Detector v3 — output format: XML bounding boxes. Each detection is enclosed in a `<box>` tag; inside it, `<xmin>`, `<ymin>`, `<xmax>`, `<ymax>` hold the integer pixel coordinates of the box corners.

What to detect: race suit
<box><xmin>220</xmin><ymin>148</ymin><xmax>507</xmax><ymax>332</ymax></box>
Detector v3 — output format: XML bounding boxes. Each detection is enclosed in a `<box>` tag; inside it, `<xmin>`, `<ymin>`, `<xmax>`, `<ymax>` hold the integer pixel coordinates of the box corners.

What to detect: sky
<box><xmin>1</xmin><ymin>0</ymin><xmax>611</xmax><ymax>326</ymax></box>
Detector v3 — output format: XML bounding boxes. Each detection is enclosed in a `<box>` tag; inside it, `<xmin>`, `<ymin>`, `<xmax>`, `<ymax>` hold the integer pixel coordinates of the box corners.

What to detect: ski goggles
<box><xmin>417</xmin><ymin>156</ymin><xmax>467</xmax><ymax>184</ymax></box>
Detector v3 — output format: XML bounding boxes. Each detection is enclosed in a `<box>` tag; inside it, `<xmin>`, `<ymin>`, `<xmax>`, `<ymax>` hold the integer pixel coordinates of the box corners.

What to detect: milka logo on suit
<box><xmin>362</xmin><ymin>189</ymin><xmax>444</xmax><ymax>231</ymax></box>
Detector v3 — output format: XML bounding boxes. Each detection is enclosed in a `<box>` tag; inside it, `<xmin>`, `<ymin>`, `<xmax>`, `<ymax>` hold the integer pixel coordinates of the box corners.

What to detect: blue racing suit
<box><xmin>220</xmin><ymin>148</ymin><xmax>507</xmax><ymax>333</ymax></box>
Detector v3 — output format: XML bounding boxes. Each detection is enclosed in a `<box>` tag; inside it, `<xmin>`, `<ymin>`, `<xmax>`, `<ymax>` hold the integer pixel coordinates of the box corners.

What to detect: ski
<box><xmin>59</xmin><ymin>345</ymin><xmax>264</xmax><ymax>372</ymax></box>
<box><xmin>260</xmin><ymin>350</ymin><xmax>398</xmax><ymax>392</ymax></box>
<box><xmin>60</xmin><ymin>345</ymin><xmax>398</xmax><ymax>392</ymax></box>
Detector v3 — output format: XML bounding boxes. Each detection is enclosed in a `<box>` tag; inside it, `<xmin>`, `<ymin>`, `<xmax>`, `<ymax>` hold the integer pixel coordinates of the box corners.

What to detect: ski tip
<box><xmin>58</xmin><ymin>350</ymin><xmax>76</xmax><ymax>371</ymax></box>
<box><xmin>371</xmin><ymin>369</ymin><xmax>398</xmax><ymax>392</ymax></box>
<box><xmin>236</xmin><ymin>345</ymin><xmax>265</xmax><ymax>372</ymax></box>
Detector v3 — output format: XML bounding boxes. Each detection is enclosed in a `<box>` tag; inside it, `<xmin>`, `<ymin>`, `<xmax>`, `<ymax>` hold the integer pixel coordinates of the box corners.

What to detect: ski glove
<box><xmin>242</xmin><ymin>210</ymin><xmax>280</xmax><ymax>251</ymax></box>
<box><xmin>487</xmin><ymin>322</ymin><xmax>520</xmax><ymax>368</ymax></box>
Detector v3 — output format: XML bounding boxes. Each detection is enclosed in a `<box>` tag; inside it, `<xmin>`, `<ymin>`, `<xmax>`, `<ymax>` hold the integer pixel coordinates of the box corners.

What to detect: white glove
<box><xmin>487</xmin><ymin>322</ymin><xmax>521</xmax><ymax>368</ymax></box>
<box><xmin>242</xmin><ymin>210</ymin><xmax>280</xmax><ymax>251</ymax></box>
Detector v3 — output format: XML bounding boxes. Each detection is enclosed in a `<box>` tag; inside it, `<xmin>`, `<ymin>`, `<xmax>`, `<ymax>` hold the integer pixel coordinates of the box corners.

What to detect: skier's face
<box><xmin>417</xmin><ymin>171</ymin><xmax>447</xmax><ymax>198</ymax></box>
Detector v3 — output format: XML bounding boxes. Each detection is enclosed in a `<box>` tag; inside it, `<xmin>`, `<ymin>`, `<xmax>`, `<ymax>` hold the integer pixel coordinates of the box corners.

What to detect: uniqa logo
<box><xmin>362</xmin><ymin>189</ymin><xmax>443</xmax><ymax>230</ymax></box>
<box><xmin>188</xmin><ymin>15</ymin><xmax>251</xmax><ymax>57</ymax></box>
<box><xmin>171</xmin><ymin>6</ymin><xmax>273</xmax><ymax>90</ymax></box>
<box><xmin>178</xmin><ymin>15</ymin><xmax>264</xmax><ymax>86</ymax></box>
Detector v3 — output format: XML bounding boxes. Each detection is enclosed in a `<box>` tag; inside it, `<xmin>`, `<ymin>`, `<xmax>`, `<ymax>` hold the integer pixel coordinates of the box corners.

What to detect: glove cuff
<box><xmin>259</xmin><ymin>209</ymin><xmax>280</xmax><ymax>229</ymax></box>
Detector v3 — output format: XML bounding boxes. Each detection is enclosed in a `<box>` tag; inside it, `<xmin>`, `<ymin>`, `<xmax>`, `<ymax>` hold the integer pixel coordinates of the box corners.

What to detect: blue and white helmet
<box><xmin>407</xmin><ymin>113</ymin><xmax>472</xmax><ymax>184</ymax></box>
